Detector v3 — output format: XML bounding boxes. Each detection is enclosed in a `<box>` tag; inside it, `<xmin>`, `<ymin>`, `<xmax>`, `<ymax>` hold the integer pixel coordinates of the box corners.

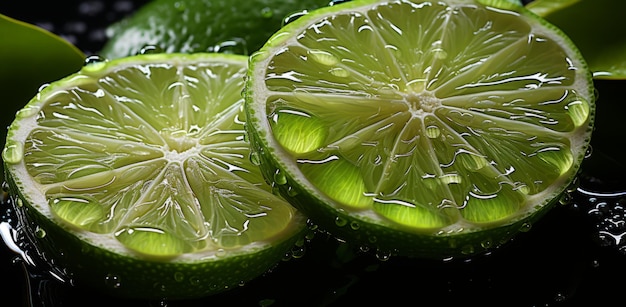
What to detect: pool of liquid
<box><xmin>1</xmin><ymin>1</ymin><xmax>625</xmax><ymax>306</ymax></box>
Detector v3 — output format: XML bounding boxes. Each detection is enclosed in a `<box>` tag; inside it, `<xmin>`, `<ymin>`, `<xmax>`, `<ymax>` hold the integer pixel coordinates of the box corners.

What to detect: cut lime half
<box><xmin>244</xmin><ymin>0</ymin><xmax>594</xmax><ymax>258</ymax></box>
<box><xmin>2</xmin><ymin>53</ymin><xmax>307</xmax><ymax>299</ymax></box>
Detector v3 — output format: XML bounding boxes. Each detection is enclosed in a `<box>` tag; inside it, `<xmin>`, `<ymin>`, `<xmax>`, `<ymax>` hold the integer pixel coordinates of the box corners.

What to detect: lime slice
<box><xmin>2</xmin><ymin>53</ymin><xmax>307</xmax><ymax>299</ymax></box>
<box><xmin>244</xmin><ymin>0</ymin><xmax>595</xmax><ymax>258</ymax></box>
<box><xmin>100</xmin><ymin>0</ymin><xmax>331</xmax><ymax>59</ymax></box>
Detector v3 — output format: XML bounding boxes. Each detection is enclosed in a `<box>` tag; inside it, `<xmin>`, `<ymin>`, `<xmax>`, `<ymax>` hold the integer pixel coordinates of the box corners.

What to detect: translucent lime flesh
<box><xmin>12</xmin><ymin>55</ymin><xmax>299</xmax><ymax>257</ymax></box>
<box><xmin>249</xmin><ymin>1</ymin><xmax>593</xmax><ymax>231</ymax></box>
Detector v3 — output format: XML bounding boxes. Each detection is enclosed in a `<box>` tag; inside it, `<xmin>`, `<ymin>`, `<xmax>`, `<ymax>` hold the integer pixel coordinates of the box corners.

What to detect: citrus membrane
<box><xmin>2</xmin><ymin>53</ymin><xmax>307</xmax><ymax>299</ymax></box>
<box><xmin>244</xmin><ymin>0</ymin><xmax>595</xmax><ymax>258</ymax></box>
<box><xmin>100</xmin><ymin>0</ymin><xmax>331</xmax><ymax>58</ymax></box>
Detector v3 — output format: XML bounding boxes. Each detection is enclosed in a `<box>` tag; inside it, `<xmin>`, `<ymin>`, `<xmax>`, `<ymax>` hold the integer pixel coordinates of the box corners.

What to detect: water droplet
<box><xmin>270</xmin><ymin>108</ymin><xmax>327</xmax><ymax>154</ymax></box>
<box><xmin>566</xmin><ymin>98</ymin><xmax>590</xmax><ymax>127</ymax></box>
<box><xmin>460</xmin><ymin>244</ymin><xmax>475</xmax><ymax>255</ymax></box>
<box><xmin>329</xmin><ymin>0</ymin><xmax>352</xmax><ymax>5</ymax></box>
<box><xmin>307</xmin><ymin>49</ymin><xmax>339</xmax><ymax>66</ymax></box>
<box><xmin>216</xmin><ymin>248</ymin><xmax>227</xmax><ymax>257</ymax></box>
<box><xmin>174</xmin><ymin>272</ymin><xmax>185</xmax><ymax>282</ymax></box>
<box><xmin>559</xmin><ymin>192</ymin><xmax>572</xmax><ymax>205</ymax></box>
<box><xmin>15</xmin><ymin>105</ymin><xmax>40</xmax><ymax>119</ymax></box>
<box><xmin>584</xmin><ymin>145</ymin><xmax>593</xmax><ymax>159</ymax></box>
<box><xmin>174</xmin><ymin>1</ymin><xmax>186</xmax><ymax>11</ymax></box>
<box><xmin>104</xmin><ymin>274</ymin><xmax>122</xmax><ymax>289</ymax></box>
<box><xmin>34</xmin><ymin>226</ymin><xmax>46</xmax><ymax>238</ymax></box>
<box><xmin>82</xmin><ymin>55</ymin><xmax>107</xmax><ymax>72</ymax></box>
<box><xmin>375</xmin><ymin>250</ymin><xmax>391</xmax><ymax>261</ymax></box>
<box><xmin>50</xmin><ymin>197</ymin><xmax>104</xmax><ymax>228</ymax></box>
<box><xmin>189</xmin><ymin>276</ymin><xmax>201</xmax><ymax>285</ymax></box>
<box><xmin>335</xmin><ymin>216</ymin><xmax>348</xmax><ymax>227</ymax></box>
<box><xmin>212</xmin><ymin>38</ymin><xmax>248</xmax><ymax>54</ymax></box>
<box><xmin>2</xmin><ymin>142</ymin><xmax>24</xmax><ymax>164</ymax></box>
<box><xmin>439</xmin><ymin>173</ymin><xmax>462</xmax><ymax>185</ymax></box>
<box><xmin>84</xmin><ymin>55</ymin><xmax>106</xmax><ymax>66</ymax></box>
<box><xmin>138</xmin><ymin>45</ymin><xmax>163</xmax><ymax>55</ymax></box>
<box><xmin>425</xmin><ymin>125</ymin><xmax>441</xmax><ymax>138</ymax></box>
<box><xmin>273</xmin><ymin>169</ymin><xmax>287</xmax><ymax>185</ymax></box>
<box><xmin>519</xmin><ymin>222</ymin><xmax>532</xmax><ymax>232</ymax></box>
<box><xmin>554</xmin><ymin>292</ymin><xmax>567</xmax><ymax>302</ymax></box>
<box><xmin>282</xmin><ymin>10</ymin><xmax>308</xmax><ymax>27</ymax></box>
<box><xmin>291</xmin><ymin>245</ymin><xmax>306</xmax><ymax>258</ymax></box>
<box><xmin>249</xmin><ymin>152</ymin><xmax>261</xmax><ymax>166</ymax></box>
<box><xmin>260</xmin><ymin>7</ymin><xmax>273</xmax><ymax>18</ymax></box>
<box><xmin>349</xmin><ymin>221</ymin><xmax>360</xmax><ymax>230</ymax></box>
<box><xmin>286</xmin><ymin>186</ymin><xmax>298</xmax><ymax>197</ymax></box>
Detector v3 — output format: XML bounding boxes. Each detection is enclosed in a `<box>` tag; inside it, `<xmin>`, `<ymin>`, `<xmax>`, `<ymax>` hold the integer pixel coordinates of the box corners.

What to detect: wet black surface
<box><xmin>1</xmin><ymin>1</ymin><xmax>625</xmax><ymax>306</ymax></box>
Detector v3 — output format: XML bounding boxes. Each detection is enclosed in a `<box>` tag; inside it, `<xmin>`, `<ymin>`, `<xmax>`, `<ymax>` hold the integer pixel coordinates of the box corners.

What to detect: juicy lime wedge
<box><xmin>2</xmin><ymin>53</ymin><xmax>307</xmax><ymax>299</ymax></box>
<box><xmin>244</xmin><ymin>0</ymin><xmax>595</xmax><ymax>259</ymax></box>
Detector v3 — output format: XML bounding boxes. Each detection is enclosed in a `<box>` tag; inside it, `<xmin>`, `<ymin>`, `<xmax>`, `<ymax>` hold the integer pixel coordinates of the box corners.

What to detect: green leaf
<box><xmin>527</xmin><ymin>0</ymin><xmax>626</xmax><ymax>80</ymax></box>
<box><xmin>0</xmin><ymin>14</ymin><xmax>85</xmax><ymax>183</ymax></box>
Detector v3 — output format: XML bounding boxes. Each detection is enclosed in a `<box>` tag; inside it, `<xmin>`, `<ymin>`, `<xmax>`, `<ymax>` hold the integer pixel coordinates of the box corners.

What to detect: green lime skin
<box><xmin>100</xmin><ymin>0</ymin><xmax>332</xmax><ymax>58</ymax></box>
<box><xmin>4</xmin><ymin>171</ymin><xmax>307</xmax><ymax>299</ymax></box>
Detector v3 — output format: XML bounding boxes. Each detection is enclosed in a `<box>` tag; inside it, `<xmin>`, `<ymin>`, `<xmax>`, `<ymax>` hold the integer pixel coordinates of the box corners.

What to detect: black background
<box><xmin>2</xmin><ymin>1</ymin><xmax>626</xmax><ymax>306</ymax></box>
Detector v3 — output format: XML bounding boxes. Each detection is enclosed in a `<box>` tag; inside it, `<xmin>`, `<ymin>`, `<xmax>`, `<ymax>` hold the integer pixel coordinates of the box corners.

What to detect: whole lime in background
<box><xmin>100</xmin><ymin>0</ymin><xmax>332</xmax><ymax>58</ymax></box>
